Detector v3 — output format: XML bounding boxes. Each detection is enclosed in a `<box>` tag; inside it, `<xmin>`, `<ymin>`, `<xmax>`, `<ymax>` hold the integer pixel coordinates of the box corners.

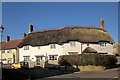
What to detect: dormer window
<box><xmin>69</xmin><ymin>41</ymin><xmax>76</xmax><ymax>47</ymax></box>
<box><xmin>50</xmin><ymin>44</ymin><xmax>56</xmax><ymax>49</ymax></box>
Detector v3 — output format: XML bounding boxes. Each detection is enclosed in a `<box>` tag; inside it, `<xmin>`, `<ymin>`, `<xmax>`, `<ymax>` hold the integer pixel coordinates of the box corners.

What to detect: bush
<box><xmin>58</xmin><ymin>54</ymin><xmax>117</xmax><ymax>68</ymax></box>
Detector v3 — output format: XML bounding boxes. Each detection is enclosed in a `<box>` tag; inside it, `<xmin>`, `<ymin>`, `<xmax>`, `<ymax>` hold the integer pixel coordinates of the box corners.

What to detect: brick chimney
<box><xmin>6</xmin><ymin>35</ymin><xmax>10</xmax><ymax>42</ymax></box>
<box><xmin>100</xmin><ymin>19</ymin><xmax>104</xmax><ymax>29</ymax></box>
<box><xmin>22</xmin><ymin>32</ymin><xmax>26</xmax><ymax>39</ymax></box>
<box><xmin>28</xmin><ymin>22</ymin><xmax>33</xmax><ymax>33</ymax></box>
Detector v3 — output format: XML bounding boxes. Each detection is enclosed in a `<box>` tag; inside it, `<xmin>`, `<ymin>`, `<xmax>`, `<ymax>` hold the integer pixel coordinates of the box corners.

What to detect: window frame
<box><xmin>24</xmin><ymin>46</ymin><xmax>29</xmax><ymax>50</ymax></box>
<box><xmin>69</xmin><ymin>41</ymin><xmax>76</xmax><ymax>47</ymax></box>
<box><xmin>7</xmin><ymin>58</ymin><xmax>12</xmax><ymax>64</ymax></box>
<box><xmin>49</xmin><ymin>55</ymin><xmax>58</xmax><ymax>61</ymax></box>
<box><xmin>50</xmin><ymin>44</ymin><xmax>56</xmax><ymax>49</ymax></box>
<box><xmin>2</xmin><ymin>50</ymin><xmax>5</xmax><ymax>53</ymax></box>
<box><xmin>23</xmin><ymin>56</ymin><xmax>30</xmax><ymax>62</ymax></box>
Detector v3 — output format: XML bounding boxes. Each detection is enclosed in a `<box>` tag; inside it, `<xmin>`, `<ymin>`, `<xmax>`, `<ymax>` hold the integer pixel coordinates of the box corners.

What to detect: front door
<box><xmin>36</xmin><ymin>56</ymin><xmax>41</xmax><ymax>65</ymax></box>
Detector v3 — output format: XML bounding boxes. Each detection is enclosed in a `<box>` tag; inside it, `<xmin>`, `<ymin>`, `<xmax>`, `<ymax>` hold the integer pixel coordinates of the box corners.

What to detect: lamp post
<box><xmin>0</xmin><ymin>25</ymin><xmax>4</xmax><ymax>80</ymax></box>
<box><xmin>0</xmin><ymin>25</ymin><xmax>4</xmax><ymax>62</ymax></box>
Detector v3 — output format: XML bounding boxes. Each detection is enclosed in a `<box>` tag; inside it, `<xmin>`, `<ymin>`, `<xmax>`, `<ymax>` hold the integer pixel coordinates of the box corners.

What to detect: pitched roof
<box><xmin>18</xmin><ymin>26</ymin><xmax>114</xmax><ymax>48</ymax></box>
<box><xmin>1</xmin><ymin>39</ymin><xmax>22</xmax><ymax>50</ymax></box>
<box><xmin>82</xmin><ymin>47</ymin><xmax>98</xmax><ymax>53</ymax></box>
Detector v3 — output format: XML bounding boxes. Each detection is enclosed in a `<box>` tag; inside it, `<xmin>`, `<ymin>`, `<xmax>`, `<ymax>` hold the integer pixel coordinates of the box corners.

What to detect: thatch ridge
<box><xmin>31</xmin><ymin>26</ymin><xmax>107</xmax><ymax>34</ymax></box>
<box><xmin>18</xmin><ymin>26</ymin><xmax>114</xmax><ymax>48</ymax></box>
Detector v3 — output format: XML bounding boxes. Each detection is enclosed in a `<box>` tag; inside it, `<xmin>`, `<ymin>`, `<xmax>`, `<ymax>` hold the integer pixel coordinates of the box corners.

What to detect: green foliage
<box><xmin>58</xmin><ymin>54</ymin><xmax>117</xmax><ymax>68</ymax></box>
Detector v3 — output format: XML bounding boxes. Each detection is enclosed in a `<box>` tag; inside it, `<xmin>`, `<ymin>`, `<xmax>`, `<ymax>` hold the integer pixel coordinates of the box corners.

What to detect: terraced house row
<box><xmin>0</xmin><ymin>19</ymin><xmax>117</xmax><ymax>68</ymax></box>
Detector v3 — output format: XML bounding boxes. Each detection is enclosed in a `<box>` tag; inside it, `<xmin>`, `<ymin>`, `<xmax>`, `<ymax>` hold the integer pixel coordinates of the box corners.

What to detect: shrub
<box><xmin>58</xmin><ymin>54</ymin><xmax>117</xmax><ymax>68</ymax></box>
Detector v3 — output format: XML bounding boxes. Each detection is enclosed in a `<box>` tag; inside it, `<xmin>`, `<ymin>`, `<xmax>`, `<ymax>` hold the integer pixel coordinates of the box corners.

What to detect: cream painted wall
<box><xmin>1</xmin><ymin>49</ymin><xmax>17</xmax><ymax>64</ymax></box>
<box><xmin>62</xmin><ymin>41</ymin><xmax>82</xmax><ymax>55</ymax></box>
<box><xmin>19</xmin><ymin>41</ymin><xmax>114</xmax><ymax>63</ymax></box>
<box><xmin>19</xmin><ymin>44</ymin><xmax>63</xmax><ymax>62</ymax></box>
<box><xmin>82</xmin><ymin>43</ymin><xmax>113</xmax><ymax>54</ymax></box>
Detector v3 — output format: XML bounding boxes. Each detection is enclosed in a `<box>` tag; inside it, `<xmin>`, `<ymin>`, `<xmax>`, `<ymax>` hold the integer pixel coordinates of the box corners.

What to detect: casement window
<box><xmin>7</xmin><ymin>50</ymin><xmax>12</xmax><ymax>53</ymax></box>
<box><xmin>23</xmin><ymin>56</ymin><xmax>30</xmax><ymax>62</ymax></box>
<box><xmin>69</xmin><ymin>41</ymin><xmax>76</xmax><ymax>47</ymax></box>
<box><xmin>87</xmin><ymin>44</ymin><xmax>89</xmax><ymax>46</ymax></box>
<box><xmin>8</xmin><ymin>58</ymin><xmax>12</xmax><ymax>64</ymax></box>
<box><xmin>38</xmin><ymin>46</ymin><xmax>40</xmax><ymax>49</ymax></box>
<box><xmin>50</xmin><ymin>44</ymin><xmax>56</xmax><ymax>49</ymax></box>
<box><xmin>2</xmin><ymin>50</ymin><xmax>5</xmax><ymax>53</ymax></box>
<box><xmin>49</xmin><ymin>55</ymin><xmax>57</xmax><ymax>60</ymax></box>
<box><xmin>36</xmin><ymin>56</ymin><xmax>43</xmax><ymax>65</ymax></box>
<box><xmin>99</xmin><ymin>42</ymin><xmax>106</xmax><ymax>47</ymax></box>
<box><xmin>24</xmin><ymin>46</ymin><xmax>29</xmax><ymax>50</ymax></box>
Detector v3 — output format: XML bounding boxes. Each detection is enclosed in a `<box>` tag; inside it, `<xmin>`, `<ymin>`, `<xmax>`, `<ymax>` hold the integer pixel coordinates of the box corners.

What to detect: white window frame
<box><xmin>7</xmin><ymin>50</ymin><xmax>12</xmax><ymax>53</ymax></box>
<box><xmin>50</xmin><ymin>44</ymin><xmax>56</xmax><ymax>49</ymax></box>
<box><xmin>99</xmin><ymin>42</ymin><xmax>105</xmax><ymax>47</ymax></box>
<box><xmin>8</xmin><ymin>58</ymin><xmax>12</xmax><ymax>64</ymax></box>
<box><xmin>69</xmin><ymin>41</ymin><xmax>76</xmax><ymax>47</ymax></box>
<box><xmin>24</xmin><ymin>46</ymin><xmax>29</xmax><ymax>50</ymax></box>
<box><xmin>2</xmin><ymin>50</ymin><xmax>5</xmax><ymax>53</ymax></box>
<box><xmin>23</xmin><ymin>56</ymin><xmax>30</xmax><ymax>62</ymax></box>
<box><xmin>49</xmin><ymin>55</ymin><xmax>58</xmax><ymax>60</ymax></box>
<box><xmin>38</xmin><ymin>46</ymin><xmax>40</xmax><ymax>49</ymax></box>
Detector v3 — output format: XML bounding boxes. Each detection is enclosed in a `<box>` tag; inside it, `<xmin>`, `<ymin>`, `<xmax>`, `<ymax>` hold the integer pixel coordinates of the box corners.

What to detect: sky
<box><xmin>2</xmin><ymin>2</ymin><xmax>118</xmax><ymax>42</ymax></box>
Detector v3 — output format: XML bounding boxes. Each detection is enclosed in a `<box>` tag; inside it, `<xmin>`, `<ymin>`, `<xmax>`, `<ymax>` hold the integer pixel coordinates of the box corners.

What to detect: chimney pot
<box><xmin>100</xmin><ymin>19</ymin><xmax>104</xmax><ymax>29</ymax></box>
<box><xmin>22</xmin><ymin>32</ymin><xmax>26</xmax><ymax>39</ymax></box>
<box><xmin>28</xmin><ymin>22</ymin><xmax>33</xmax><ymax>33</ymax></box>
<box><xmin>6</xmin><ymin>35</ymin><xmax>10</xmax><ymax>42</ymax></box>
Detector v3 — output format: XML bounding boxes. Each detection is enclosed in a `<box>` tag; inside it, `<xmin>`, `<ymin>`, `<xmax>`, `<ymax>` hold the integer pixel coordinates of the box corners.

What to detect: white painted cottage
<box><xmin>18</xmin><ymin>19</ymin><xmax>114</xmax><ymax>68</ymax></box>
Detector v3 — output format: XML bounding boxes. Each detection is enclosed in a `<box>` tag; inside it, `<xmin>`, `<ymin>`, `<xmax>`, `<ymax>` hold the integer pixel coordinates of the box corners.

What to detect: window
<box><xmin>69</xmin><ymin>41</ymin><xmax>76</xmax><ymax>47</ymax></box>
<box><xmin>23</xmin><ymin>56</ymin><xmax>30</xmax><ymax>62</ymax></box>
<box><xmin>49</xmin><ymin>55</ymin><xmax>57</xmax><ymax>60</ymax></box>
<box><xmin>50</xmin><ymin>44</ymin><xmax>56</xmax><ymax>49</ymax></box>
<box><xmin>36</xmin><ymin>56</ymin><xmax>43</xmax><ymax>65</ymax></box>
<box><xmin>8</xmin><ymin>58</ymin><xmax>12</xmax><ymax>64</ymax></box>
<box><xmin>2</xmin><ymin>50</ymin><xmax>5</xmax><ymax>53</ymax></box>
<box><xmin>99</xmin><ymin>42</ymin><xmax>105</xmax><ymax>46</ymax></box>
<box><xmin>24</xmin><ymin>46</ymin><xmax>29</xmax><ymax>50</ymax></box>
<box><xmin>87</xmin><ymin>44</ymin><xmax>89</xmax><ymax>46</ymax></box>
<box><xmin>38</xmin><ymin>46</ymin><xmax>40</xmax><ymax>49</ymax></box>
<box><xmin>7</xmin><ymin>50</ymin><xmax>12</xmax><ymax>53</ymax></box>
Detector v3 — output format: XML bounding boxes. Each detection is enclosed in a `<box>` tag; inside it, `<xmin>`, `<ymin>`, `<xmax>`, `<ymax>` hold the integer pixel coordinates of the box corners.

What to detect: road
<box><xmin>39</xmin><ymin>68</ymin><xmax>120</xmax><ymax>80</ymax></box>
<box><xmin>2</xmin><ymin>68</ymin><xmax>120</xmax><ymax>80</ymax></box>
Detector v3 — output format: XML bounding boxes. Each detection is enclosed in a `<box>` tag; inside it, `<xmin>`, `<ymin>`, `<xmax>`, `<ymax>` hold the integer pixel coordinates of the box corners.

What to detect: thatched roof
<box><xmin>82</xmin><ymin>47</ymin><xmax>98</xmax><ymax>53</ymax></box>
<box><xmin>18</xmin><ymin>26</ymin><xmax>114</xmax><ymax>48</ymax></box>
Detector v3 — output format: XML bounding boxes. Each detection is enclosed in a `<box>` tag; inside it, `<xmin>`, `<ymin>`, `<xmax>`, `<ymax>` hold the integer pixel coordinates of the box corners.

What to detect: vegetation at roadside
<box><xmin>58</xmin><ymin>54</ymin><xmax>117</xmax><ymax>71</ymax></box>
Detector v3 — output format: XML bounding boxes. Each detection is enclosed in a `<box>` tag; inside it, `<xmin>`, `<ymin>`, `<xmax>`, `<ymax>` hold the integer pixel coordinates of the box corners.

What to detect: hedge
<box><xmin>58</xmin><ymin>54</ymin><xmax>117</xmax><ymax>68</ymax></box>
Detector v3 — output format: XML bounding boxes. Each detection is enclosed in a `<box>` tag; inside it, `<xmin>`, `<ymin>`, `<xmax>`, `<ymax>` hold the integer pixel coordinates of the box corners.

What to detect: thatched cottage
<box><xmin>18</xmin><ymin>19</ymin><xmax>114</xmax><ymax>68</ymax></box>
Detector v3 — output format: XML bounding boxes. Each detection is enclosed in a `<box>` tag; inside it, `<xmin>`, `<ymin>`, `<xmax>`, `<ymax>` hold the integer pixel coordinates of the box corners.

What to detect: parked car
<box><xmin>11</xmin><ymin>63</ymin><xmax>21</xmax><ymax>69</ymax></box>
